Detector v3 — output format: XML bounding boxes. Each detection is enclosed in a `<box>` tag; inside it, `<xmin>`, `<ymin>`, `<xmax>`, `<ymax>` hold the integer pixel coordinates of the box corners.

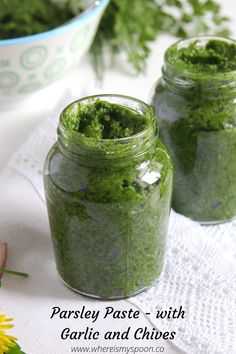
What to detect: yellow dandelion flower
<box><xmin>0</xmin><ymin>314</ymin><xmax>17</xmax><ymax>354</ymax></box>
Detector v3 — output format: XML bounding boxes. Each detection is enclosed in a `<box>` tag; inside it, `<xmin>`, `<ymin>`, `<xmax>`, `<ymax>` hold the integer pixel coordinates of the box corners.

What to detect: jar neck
<box><xmin>57</xmin><ymin>95</ymin><xmax>158</xmax><ymax>167</ymax></box>
<box><xmin>162</xmin><ymin>36</ymin><xmax>236</xmax><ymax>99</ymax></box>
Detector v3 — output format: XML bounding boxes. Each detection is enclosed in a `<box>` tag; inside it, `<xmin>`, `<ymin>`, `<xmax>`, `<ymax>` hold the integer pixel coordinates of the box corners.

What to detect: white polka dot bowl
<box><xmin>0</xmin><ymin>0</ymin><xmax>109</xmax><ymax>105</ymax></box>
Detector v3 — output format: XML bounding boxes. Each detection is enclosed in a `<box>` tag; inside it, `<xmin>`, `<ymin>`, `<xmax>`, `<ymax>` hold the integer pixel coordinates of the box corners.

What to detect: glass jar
<box><xmin>152</xmin><ymin>36</ymin><xmax>236</xmax><ymax>224</ymax></box>
<box><xmin>44</xmin><ymin>94</ymin><xmax>173</xmax><ymax>299</ymax></box>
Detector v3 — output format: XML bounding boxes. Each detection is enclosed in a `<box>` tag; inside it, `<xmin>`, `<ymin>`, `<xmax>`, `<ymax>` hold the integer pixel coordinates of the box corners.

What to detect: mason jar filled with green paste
<box><xmin>44</xmin><ymin>94</ymin><xmax>173</xmax><ymax>299</ymax></box>
<box><xmin>152</xmin><ymin>36</ymin><xmax>236</xmax><ymax>224</ymax></box>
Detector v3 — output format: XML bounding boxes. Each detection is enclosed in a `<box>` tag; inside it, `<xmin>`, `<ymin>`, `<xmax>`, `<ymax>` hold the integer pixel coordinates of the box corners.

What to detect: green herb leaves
<box><xmin>0</xmin><ymin>0</ymin><xmax>231</xmax><ymax>74</ymax></box>
<box><xmin>92</xmin><ymin>0</ymin><xmax>231</xmax><ymax>73</ymax></box>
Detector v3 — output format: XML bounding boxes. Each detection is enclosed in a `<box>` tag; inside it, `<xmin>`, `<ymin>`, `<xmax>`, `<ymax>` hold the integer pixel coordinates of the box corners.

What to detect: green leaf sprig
<box><xmin>92</xmin><ymin>0</ymin><xmax>231</xmax><ymax>74</ymax></box>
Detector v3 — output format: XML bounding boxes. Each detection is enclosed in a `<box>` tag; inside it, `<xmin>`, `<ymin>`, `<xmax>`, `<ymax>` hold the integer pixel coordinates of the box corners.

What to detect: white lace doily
<box><xmin>9</xmin><ymin>93</ymin><xmax>236</xmax><ymax>354</ymax></box>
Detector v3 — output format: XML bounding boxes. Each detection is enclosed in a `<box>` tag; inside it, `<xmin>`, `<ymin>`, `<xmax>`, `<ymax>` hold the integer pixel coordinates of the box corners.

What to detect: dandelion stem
<box><xmin>0</xmin><ymin>268</ymin><xmax>28</xmax><ymax>278</ymax></box>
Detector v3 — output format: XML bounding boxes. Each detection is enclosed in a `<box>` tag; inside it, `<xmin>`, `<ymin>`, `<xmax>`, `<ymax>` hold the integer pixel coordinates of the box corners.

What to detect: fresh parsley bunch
<box><xmin>92</xmin><ymin>0</ymin><xmax>231</xmax><ymax>73</ymax></box>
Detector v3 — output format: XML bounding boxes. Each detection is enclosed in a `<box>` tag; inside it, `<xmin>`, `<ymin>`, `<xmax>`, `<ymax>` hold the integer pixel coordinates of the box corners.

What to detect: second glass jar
<box><xmin>152</xmin><ymin>36</ymin><xmax>236</xmax><ymax>224</ymax></box>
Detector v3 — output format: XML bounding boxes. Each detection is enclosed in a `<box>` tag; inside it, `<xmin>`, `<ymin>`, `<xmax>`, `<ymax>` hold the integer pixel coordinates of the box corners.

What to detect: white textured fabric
<box><xmin>2</xmin><ymin>93</ymin><xmax>236</xmax><ymax>354</ymax></box>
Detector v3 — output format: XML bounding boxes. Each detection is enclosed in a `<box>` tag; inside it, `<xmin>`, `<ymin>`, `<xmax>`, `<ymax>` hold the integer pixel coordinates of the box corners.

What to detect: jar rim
<box><xmin>59</xmin><ymin>93</ymin><xmax>157</xmax><ymax>144</ymax></box>
<box><xmin>57</xmin><ymin>94</ymin><xmax>158</xmax><ymax>164</ymax></box>
<box><xmin>163</xmin><ymin>35</ymin><xmax>236</xmax><ymax>81</ymax></box>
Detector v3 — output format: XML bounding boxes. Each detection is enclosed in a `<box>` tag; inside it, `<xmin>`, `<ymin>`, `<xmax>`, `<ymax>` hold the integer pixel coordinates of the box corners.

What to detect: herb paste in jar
<box><xmin>152</xmin><ymin>36</ymin><xmax>236</xmax><ymax>223</ymax></box>
<box><xmin>44</xmin><ymin>95</ymin><xmax>173</xmax><ymax>299</ymax></box>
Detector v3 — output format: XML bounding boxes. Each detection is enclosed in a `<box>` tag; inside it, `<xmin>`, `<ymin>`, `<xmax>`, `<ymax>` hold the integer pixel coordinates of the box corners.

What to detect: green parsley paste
<box><xmin>0</xmin><ymin>0</ymin><xmax>80</xmax><ymax>39</ymax></box>
<box><xmin>152</xmin><ymin>36</ymin><xmax>236</xmax><ymax>223</ymax></box>
<box><xmin>44</xmin><ymin>95</ymin><xmax>173</xmax><ymax>299</ymax></box>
